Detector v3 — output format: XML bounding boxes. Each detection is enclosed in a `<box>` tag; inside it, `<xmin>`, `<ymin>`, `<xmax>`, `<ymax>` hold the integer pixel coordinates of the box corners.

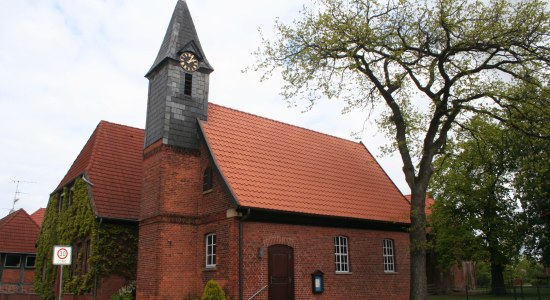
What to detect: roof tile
<box><xmin>200</xmin><ymin>103</ymin><xmax>410</xmax><ymax>223</ymax></box>
<box><xmin>0</xmin><ymin>209</ymin><xmax>39</xmax><ymax>253</ymax></box>
<box><xmin>55</xmin><ymin>121</ymin><xmax>144</xmax><ymax>220</ymax></box>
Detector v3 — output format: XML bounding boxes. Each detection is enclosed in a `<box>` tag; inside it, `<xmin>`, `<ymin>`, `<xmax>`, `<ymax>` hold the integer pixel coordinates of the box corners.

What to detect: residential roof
<box><xmin>200</xmin><ymin>103</ymin><xmax>410</xmax><ymax>224</ymax></box>
<box><xmin>55</xmin><ymin>121</ymin><xmax>144</xmax><ymax>220</ymax></box>
<box><xmin>0</xmin><ymin>209</ymin><xmax>39</xmax><ymax>253</ymax></box>
<box><xmin>405</xmin><ymin>194</ymin><xmax>435</xmax><ymax>216</ymax></box>
<box><xmin>30</xmin><ymin>208</ymin><xmax>46</xmax><ymax>227</ymax></box>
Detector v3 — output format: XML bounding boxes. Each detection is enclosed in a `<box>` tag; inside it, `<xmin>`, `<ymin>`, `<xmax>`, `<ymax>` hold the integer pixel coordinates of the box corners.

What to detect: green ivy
<box><xmin>34</xmin><ymin>177</ymin><xmax>138</xmax><ymax>299</ymax></box>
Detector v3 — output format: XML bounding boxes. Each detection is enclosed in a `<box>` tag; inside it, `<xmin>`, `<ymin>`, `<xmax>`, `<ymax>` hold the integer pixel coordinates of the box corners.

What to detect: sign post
<box><xmin>53</xmin><ymin>246</ymin><xmax>72</xmax><ymax>300</ymax></box>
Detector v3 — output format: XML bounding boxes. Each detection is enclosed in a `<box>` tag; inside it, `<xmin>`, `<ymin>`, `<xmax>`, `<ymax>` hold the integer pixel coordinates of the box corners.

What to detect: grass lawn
<box><xmin>428</xmin><ymin>286</ymin><xmax>550</xmax><ymax>300</ymax></box>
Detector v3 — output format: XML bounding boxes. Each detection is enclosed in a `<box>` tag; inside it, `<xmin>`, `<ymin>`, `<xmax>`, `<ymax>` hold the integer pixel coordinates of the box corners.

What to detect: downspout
<box><xmin>239</xmin><ymin>208</ymin><xmax>251</xmax><ymax>300</ymax></box>
<box><xmin>93</xmin><ymin>217</ymin><xmax>103</xmax><ymax>300</ymax></box>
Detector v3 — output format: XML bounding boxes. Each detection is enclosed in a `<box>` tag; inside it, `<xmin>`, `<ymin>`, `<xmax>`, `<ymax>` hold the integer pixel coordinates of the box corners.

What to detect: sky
<box><xmin>0</xmin><ymin>0</ymin><xmax>408</xmax><ymax>219</ymax></box>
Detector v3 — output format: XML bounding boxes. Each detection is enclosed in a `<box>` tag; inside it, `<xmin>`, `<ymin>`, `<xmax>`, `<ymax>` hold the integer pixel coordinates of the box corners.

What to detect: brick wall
<box><xmin>242</xmin><ymin>222</ymin><xmax>410</xmax><ymax>300</ymax></box>
<box><xmin>0</xmin><ymin>268</ymin><xmax>35</xmax><ymax>294</ymax></box>
<box><xmin>137</xmin><ymin>142</ymin><xmax>239</xmax><ymax>299</ymax></box>
<box><xmin>138</xmin><ymin>141</ymin><xmax>411</xmax><ymax>300</ymax></box>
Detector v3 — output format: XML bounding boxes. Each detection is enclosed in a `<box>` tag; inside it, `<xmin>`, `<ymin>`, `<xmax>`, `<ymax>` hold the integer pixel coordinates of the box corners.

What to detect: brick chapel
<box><xmin>136</xmin><ymin>1</ymin><xmax>411</xmax><ymax>300</ymax></box>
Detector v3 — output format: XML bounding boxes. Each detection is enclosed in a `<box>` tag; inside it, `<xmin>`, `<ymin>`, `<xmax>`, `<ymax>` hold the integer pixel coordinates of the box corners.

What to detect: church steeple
<box><xmin>144</xmin><ymin>0</ymin><xmax>213</xmax><ymax>150</ymax></box>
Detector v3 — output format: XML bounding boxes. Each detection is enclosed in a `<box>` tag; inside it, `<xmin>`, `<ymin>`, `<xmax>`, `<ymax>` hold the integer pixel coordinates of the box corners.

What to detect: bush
<box><xmin>110</xmin><ymin>281</ymin><xmax>136</xmax><ymax>300</ymax></box>
<box><xmin>202</xmin><ymin>280</ymin><xmax>226</xmax><ymax>300</ymax></box>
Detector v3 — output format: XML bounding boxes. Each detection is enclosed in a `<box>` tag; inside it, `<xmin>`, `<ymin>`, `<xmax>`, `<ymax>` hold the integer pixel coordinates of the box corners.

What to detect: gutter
<box><xmin>239</xmin><ymin>208</ymin><xmax>251</xmax><ymax>300</ymax></box>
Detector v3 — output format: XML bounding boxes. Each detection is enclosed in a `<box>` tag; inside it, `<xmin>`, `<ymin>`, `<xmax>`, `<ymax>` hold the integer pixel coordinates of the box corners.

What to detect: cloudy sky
<box><xmin>0</xmin><ymin>0</ymin><xmax>408</xmax><ymax>219</ymax></box>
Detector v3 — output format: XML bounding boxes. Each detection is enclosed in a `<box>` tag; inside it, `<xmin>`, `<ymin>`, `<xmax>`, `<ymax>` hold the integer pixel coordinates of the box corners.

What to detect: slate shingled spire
<box><xmin>144</xmin><ymin>0</ymin><xmax>213</xmax><ymax>149</ymax></box>
<box><xmin>147</xmin><ymin>0</ymin><xmax>213</xmax><ymax>76</ymax></box>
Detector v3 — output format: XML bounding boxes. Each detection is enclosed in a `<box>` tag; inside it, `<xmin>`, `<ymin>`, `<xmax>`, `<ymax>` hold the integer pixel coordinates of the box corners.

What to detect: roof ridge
<box><xmin>0</xmin><ymin>209</ymin><xmax>37</xmax><ymax>230</ymax></box>
<box><xmin>99</xmin><ymin>120</ymin><xmax>144</xmax><ymax>132</ymax></box>
<box><xmin>208</xmin><ymin>102</ymin><xmax>361</xmax><ymax>146</ymax></box>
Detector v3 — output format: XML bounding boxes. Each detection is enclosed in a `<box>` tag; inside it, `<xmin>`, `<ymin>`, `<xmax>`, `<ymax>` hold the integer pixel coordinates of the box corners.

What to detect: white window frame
<box><xmin>205</xmin><ymin>233</ymin><xmax>216</xmax><ymax>268</ymax></box>
<box><xmin>383</xmin><ymin>239</ymin><xmax>395</xmax><ymax>272</ymax></box>
<box><xmin>334</xmin><ymin>236</ymin><xmax>349</xmax><ymax>273</ymax></box>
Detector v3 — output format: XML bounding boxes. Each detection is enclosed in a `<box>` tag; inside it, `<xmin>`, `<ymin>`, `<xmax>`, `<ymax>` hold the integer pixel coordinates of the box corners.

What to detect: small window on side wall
<box><xmin>383</xmin><ymin>239</ymin><xmax>395</xmax><ymax>272</ymax></box>
<box><xmin>25</xmin><ymin>256</ymin><xmax>36</xmax><ymax>268</ymax></box>
<box><xmin>205</xmin><ymin>233</ymin><xmax>216</xmax><ymax>268</ymax></box>
<box><xmin>334</xmin><ymin>236</ymin><xmax>349</xmax><ymax>273</ymax></box>
<box><xmin>4</xmin><ymin>254</ymin><xmax>21</xmax><ymax>268</ymax></box>
<box><xmin>203</xmin><ymin>167</ymin><xmax>213</xmax><ymax>192</ymax></box>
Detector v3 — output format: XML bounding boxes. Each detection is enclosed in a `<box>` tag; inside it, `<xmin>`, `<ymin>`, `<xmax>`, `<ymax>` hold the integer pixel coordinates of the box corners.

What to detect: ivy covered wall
<box><xmin>34</xmin><ymin>177</ymin><xmax>138</xmax><ymax>299</ymax></box>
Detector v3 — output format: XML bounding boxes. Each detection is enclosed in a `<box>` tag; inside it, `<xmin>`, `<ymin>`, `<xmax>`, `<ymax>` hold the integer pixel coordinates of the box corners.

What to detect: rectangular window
<box><xmin>383</xmin><ymin>239</ymin><xmax>395</xmax><ymax>272</ymax></box>
<box><xmin>184</xmin><ymin>73</ymin><xmax>193</xmax><ymax>96</ymax></box>
<box><xmin>58</xmin><ymin>193</ymin><xmax>65</xmax><ymax>213</ymax></box>
<box><xmin>25</xmin><ymin>256</ymin><xmax>36</xmax><ymax>268</ymax></box>
<box><xmin>4</xmin><ymin>254</ymin><xmax>21</xmax><ymax>268</ymax></box>
<box><xmin>83</xmin><ymin>240</ymin><xmax>91</xmax><ymax>274</ymax></box>
<box><xmin>334</xmin><ymin>236</ymin><xmax>349</xmax><ymax>272</ymax></box>
<box><xmin>205</xmin><ymin>233</ymin><xmax>216</xmax><ymax>268</ymax></box>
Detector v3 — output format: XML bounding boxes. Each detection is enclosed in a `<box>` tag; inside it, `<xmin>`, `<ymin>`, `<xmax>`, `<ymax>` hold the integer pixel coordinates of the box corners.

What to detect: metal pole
<box><xmin>58</xmin><ymin>265</ymin><xmax>63</xmax><ymax>300</ymax></box>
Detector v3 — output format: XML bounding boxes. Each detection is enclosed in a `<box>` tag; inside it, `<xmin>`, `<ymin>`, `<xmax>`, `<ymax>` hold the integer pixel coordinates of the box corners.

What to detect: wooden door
<box><xmin>268</xmin><ymin>245</ymin><xmax>294</xmax><ymax>300</ymax></box>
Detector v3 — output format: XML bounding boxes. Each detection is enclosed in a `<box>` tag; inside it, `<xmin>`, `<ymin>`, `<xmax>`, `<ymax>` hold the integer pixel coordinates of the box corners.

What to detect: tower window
<box><xmin>184</xmin><ymin>73</ymin><xmax>193</xmax><ymax>95</ymax></box>
<box><xmin>203</xmin><ymin>167</ymin><xmax>213</xmax><ymax>192</ymax></box>
<box><xmin>205</xmin><ymin>233</ymin><xmax>216</xmax><ymax>268</ymax></box>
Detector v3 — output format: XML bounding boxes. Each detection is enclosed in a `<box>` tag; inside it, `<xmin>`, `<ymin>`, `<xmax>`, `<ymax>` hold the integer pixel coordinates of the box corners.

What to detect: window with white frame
<box><xmin>205</xmin><ymin>233</ymin><xmax>216</xmax><ymax>268</ymax></box>
<box><xmin>383</xmin><ymin>239</ymin><xmax>395</xmax><ymax>272</ymax></box>
<box><xmin>334</xmin><ymin>236</ymin><xmax>349</xmax><ymax>272</ymax></box>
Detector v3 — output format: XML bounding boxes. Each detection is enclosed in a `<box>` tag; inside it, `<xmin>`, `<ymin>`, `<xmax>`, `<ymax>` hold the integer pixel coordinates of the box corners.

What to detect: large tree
<box><xmin>430</xmin><ymin>117</ymin><xmax>522</xmax><ymax>295</ymax></box>
<box><xmin>253</xmin><ymin>0</ymin><xmax>550</xmax><ymax>298</ymax></box>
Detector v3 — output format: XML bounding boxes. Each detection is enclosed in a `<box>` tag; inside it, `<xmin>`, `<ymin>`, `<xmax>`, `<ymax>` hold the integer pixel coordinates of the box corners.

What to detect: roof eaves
<box><xmin>94</xmin><ymin>215</ymin><xmax>138</xmax><ymax>224</ymax></box>
<box><xmin>197</xmin><ymin>118</ymin><xmax>241</xmax><ymax>209</ymax></box>
<box><xmin>243</xmin><ymin>206</ymin><xmax>410</xmax><ymax>230</ymax></box>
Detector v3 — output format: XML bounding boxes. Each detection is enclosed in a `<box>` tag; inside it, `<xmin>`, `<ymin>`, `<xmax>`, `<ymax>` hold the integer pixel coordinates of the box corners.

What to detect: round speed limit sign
<box><xmin>53</xmin><ymin>245</ymin><xmax>72</xmax><ymax>265</ymax></box>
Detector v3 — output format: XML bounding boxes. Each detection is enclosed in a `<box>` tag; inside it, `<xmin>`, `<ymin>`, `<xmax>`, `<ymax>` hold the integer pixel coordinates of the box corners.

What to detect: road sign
<box><xmin>53</xmin><ymin>245</ymin><xmax>72</xmax><ymax>265</ymax></box>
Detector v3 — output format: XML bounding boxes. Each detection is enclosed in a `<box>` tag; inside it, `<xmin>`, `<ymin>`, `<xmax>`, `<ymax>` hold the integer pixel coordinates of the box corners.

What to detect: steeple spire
<box><xmin>143</xmin><ymin>0</ymin><xmax>213</xmax><ymax>150</ymax></box>
<box><xmin>146</xmin><ymin>0</ymin><xmax>213</xmax><ymax>76</ymax></box>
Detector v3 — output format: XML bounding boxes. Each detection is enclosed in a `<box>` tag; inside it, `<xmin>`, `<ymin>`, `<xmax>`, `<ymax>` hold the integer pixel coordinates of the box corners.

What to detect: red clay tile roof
<box><xmin>200</xmin><ymin>103</ymin><xmax>410</xmax><ymax>224</ymax></box>
<box><xmin>405</xmin><ymin>194</ymin><xmax>435</xmax><ymax>216</ymax></box>
<box><xmin>55</xmin><ymin>121</ymin><xmax>144</xmax><ymax>220</ymax></box>
<box><xmin>30</xmin><ymin>208</ymin><xmax>46</xmax><ymax>227</ymax></box>
<box><xmin>0</xmin><ymin>209</ymin><xmax>39</xmax><ymax>253</ymax></box>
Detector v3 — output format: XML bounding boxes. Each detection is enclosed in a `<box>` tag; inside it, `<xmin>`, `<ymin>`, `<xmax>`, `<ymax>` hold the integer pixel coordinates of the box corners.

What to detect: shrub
<box><xmin>202</xmin><ymin>280</ymin><xmax>226</xmax><ymax>300</ymax></box>
<box><xmin>110</xmin><ymin>281</ymin><xmax>136</xmax><ymax>300</ymax></box>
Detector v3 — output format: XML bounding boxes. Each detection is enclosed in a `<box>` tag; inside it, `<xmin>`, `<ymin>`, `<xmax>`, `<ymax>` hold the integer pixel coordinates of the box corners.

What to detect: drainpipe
<box><xmin>93</xmin><ymin>217</ymin><xmax>103</xmax><ymax>300</ymax></box>
<box><xmin>239</xmin><ymin>208</ymin><xmax>251</xmax><ymax>300</ymax></box>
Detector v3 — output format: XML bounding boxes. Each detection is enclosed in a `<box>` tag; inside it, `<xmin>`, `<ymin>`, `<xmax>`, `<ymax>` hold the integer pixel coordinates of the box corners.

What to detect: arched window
<box><xmin>203</xmin><ymin>167</ymin><xmax>213</xmax><ymax>192</ymax></box>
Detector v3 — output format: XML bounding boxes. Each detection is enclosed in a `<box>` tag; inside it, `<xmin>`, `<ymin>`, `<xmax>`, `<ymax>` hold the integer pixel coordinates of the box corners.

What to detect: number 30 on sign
<box><xmin>53</xmin><ymin>245</ymin><xmax>72</xmax><ymax>265</ymax></box>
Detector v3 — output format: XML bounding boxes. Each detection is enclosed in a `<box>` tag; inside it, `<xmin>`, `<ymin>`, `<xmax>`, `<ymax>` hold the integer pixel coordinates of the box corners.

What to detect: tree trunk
<box><xmin>490</xmin><ymin>262</ymin><xmax>506</xmax><ymax>295</ymax></box>
<box><xmin>410</xmin><ymin>190</ymin><xmax>428</xmax><ymax>300</ymax></box>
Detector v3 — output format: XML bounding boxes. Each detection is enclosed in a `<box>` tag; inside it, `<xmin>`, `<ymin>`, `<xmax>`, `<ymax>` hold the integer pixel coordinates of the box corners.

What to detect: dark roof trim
<box><xmin>197</xmin><ymin>118</ymin><xmax>241</xmax><ymax>209</ymax></box>
<box><xmin>95</xmin><ymin>216</ymin><xmax>138</xmax><ymax>224</ymax></box>
<box><xmin>238</xmin><ymin>207</ymin><xmax>410</xmax><ymax>232</ymax></box>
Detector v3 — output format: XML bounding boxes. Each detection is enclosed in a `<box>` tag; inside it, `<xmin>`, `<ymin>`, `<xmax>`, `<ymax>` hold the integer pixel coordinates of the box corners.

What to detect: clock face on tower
<box><xmin>179</xmin><ymin>51</ymin><xmax>199</xmax><ymax>72</ymax></box>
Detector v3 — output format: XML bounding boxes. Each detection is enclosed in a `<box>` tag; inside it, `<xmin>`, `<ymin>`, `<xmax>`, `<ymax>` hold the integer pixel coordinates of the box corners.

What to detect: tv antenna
<box><xmin>9</xmin><ymin>179</ymin><xmax>35</xmax><ymax>214</ymax></box>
